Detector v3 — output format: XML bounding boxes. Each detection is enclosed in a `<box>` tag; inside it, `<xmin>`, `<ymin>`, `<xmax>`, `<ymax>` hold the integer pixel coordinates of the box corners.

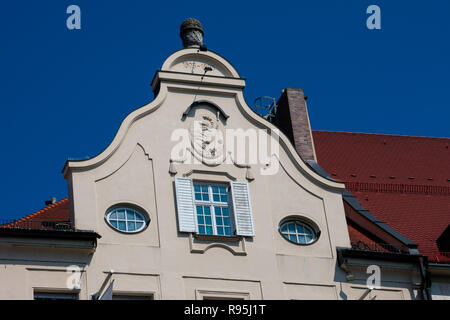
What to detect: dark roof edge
<box><xmin>0</xmin><ymin>228</ymin><xmax>101</xmax><ymax>242</ymax></box>
<box><xmin>312</xmin><ymin>130</ymin><xmax>450</xmax><ymax>140</ymax></box>
<box><xmin>305</xmin><ymin>160</ymin><xmax>340</xmax><ymax>183</ymax></box>
<box><xmin>307</xmin><ymin>160</ymin><xmax>418</xmax><ymax>249</ymax></box>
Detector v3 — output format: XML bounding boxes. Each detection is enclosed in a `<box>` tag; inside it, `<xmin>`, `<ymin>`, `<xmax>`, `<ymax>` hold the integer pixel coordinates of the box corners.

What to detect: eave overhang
<box><xmin>0</xmin><ymin>228</ymin><xmax>101</xmax><ymax>250</ymax></box>
<box><xmin>428</xmin><ymin>262</ymin><xmax>450</xmax><ymax>276</ymax></box>
<box><xmin>337</xmin><ymin>247</ymin><xmax>427</xmax><ymax>271</ymax></box>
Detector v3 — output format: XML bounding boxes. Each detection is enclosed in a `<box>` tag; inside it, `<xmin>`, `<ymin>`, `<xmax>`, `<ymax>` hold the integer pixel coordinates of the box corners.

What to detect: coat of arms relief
<box><xmin>189</xmin><ymin>113</ymin><xmax>225</xmax><ymax>165</ymax></box>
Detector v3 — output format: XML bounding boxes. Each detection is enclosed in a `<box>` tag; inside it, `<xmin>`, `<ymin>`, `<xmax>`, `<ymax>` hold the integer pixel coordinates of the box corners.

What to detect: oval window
<box><xmin>279</xmin><ymin>219</ymin><xmax>318</xmax><ymax>245</ymax></box>
<box><xmin>106</xmin><ymin>207</ymin><xmax>148</xmax><ymax>233</ymax></box>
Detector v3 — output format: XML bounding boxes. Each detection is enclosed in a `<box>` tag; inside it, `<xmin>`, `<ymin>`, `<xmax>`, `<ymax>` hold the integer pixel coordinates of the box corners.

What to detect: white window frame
<box><xmin>105</xmin><ymin>207</ymin><xmax>148</xmax><ymax>234</ymax></box>
<box><xmin>279</xmin><ymin>219</ymin><xmax>317</xmax><ymax>245</ymax></box>
<box><xmin>192</xmin><ymin>182</ymin><xmax>235</xmax><ymax>236</ymax></box>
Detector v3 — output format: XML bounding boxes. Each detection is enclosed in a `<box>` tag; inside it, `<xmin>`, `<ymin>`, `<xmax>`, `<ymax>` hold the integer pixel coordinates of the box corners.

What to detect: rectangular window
<box><xmin>112</xmin><ymin>294</ymin><xmax>154</xmax><ymax>300</ymax></box>
<box><xmin>193</xmin><ymin>183</ymin><xmax>233</xmax><ymax>236</ymax></box>
<box><xmin>34</xmin><ymin>291</ymin><xmax>78</xmax><ymax>300</ymax></box>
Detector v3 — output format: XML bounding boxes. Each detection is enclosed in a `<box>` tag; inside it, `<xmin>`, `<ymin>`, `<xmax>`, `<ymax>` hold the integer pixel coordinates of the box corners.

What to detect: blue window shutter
<box><xmin>174</xmin><ymin>177</ymin><xmax>197</xmax><ymax>233</ymax></box>
<box><xmin>231</xmin><ymin>182</ymin><xmax>255</xmax><ymax>236</ymax></box>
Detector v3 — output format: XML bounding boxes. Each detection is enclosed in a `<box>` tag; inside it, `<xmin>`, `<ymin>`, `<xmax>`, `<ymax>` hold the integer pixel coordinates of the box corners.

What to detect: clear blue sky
<box><xmin>0</xmin><ymin>1</ymin><xmax>449</xmax><ymax>219</ymax></box>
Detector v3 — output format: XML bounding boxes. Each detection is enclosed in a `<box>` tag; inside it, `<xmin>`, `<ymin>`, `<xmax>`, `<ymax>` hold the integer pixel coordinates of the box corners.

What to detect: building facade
<box><xmin>0</xmin><ymin>19</ymin><xmax>448</xmax><ymax>300</ymax></box>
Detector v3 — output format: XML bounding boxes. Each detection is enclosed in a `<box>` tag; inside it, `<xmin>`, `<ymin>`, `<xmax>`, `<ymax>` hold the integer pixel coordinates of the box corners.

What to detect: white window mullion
<box><xmin>209</xmin><ymin>185</ymin><xmax>217</xmax><ymax>235</ymax></box>
<box><xmin>211</xmin><ymin>204</ymin><xmax>217</xmax><ymax>235</ymax></box>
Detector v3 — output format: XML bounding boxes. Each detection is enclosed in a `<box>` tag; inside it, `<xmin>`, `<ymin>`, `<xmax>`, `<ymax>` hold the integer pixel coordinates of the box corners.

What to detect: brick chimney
<box><xmin>273</xmin><ymin>88</ymin><xmax>316</xmax><ymax>162</ymax></box>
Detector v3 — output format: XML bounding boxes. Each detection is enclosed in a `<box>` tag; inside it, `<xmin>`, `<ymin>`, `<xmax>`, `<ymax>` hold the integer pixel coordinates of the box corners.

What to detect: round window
<box><xmin>279</xmin><ymin>219</ymin><xmax>318</xmax><ymax>245</ymax></box>
<box><xmin>106</xmin><ymin>207</ymin><xmax>148</xmax><ymax>233</ymax></box>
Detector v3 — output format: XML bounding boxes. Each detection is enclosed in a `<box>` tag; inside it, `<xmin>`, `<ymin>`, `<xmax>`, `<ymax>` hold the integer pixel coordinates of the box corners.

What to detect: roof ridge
<box><xmin>19</xmin><ymin>198</ymin><xmax>69</xmax><ymax>222</ymax></box>
<box><xmin>312</xmin><ymin>130</ymin><xmax>450</xmax><ymax>140</ymax></box>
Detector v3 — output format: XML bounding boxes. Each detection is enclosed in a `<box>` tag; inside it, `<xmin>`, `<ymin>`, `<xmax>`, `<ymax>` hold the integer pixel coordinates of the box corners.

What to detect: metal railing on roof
<box><xmin>351</xmin><ymin>240</ymin><xmax>409</xmax><ymax>254</ymax></box>
<box><xmin>431</xmin><ymin>252</ymin><xmax>450</xmax><ymax>263</ymax></box>
<box><xmin>0</xmin><ymin>219</ymin><xmax>73</xmax><ymax>231</ymax></box>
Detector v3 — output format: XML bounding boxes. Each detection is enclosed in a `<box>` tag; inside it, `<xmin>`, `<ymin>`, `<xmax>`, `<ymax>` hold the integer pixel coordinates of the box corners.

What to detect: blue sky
<box><xmin>0</xmin><ymin>1</ymin><xmax>449</xmax><ymax>219</ymax></box>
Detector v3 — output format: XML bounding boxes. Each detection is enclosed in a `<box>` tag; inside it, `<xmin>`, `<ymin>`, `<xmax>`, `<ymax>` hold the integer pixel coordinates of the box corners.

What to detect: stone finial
<box><xmin>180</xmin><ymin>18</ymin><xmax>204</xmax><ymax>48</ymax></box>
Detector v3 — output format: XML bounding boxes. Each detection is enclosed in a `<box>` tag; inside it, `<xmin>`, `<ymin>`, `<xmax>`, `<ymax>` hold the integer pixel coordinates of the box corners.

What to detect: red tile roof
<box><xmin>19</xmin><ymin>198</ymin><xmax>70</xmax><ymax>222</ymax></box>
<box><xmin>1</xmin><ymin>198</ymin><xmax>70</xmax><ymax>230</ymax></box>
<box><xmin>313</xmin><ymin>131</ymin><xmax>450</xmax><ymax>262</ymax></box>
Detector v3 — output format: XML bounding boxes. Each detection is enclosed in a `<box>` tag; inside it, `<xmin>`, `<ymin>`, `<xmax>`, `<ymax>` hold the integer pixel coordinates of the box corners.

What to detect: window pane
<box><xmin>118</xmin><ymin>221</ymin><xmax>126</xmax><ymax>231</ymax></box>
<box><xmin>199</xmin><ymin>226</ymin><xmax>205</xmax><ymax>234</ymax></box>
<box><xmin>205</xmin><ymin>216</ymin><xmax>212</xmax><ymax>226</ymax></box>
<box><xmin>204</xmin><ymin>207</ymin><xmax>211</xmax><ymax>215</ymax></box>
<box><xmin>202</xmin><ymin>193</ymin><xmax>209</xmax><ymax>201</ymax></box>
<box><xmin>288</xmin><ymin>223</ymin><xmax>295</xmax><ymax>233</ymax></box>
<box><xmin>280</xmin><ymin>220</ymin><xmax>317</xmax><ymax>245</ymax></box>
<box><xmin>224</xmin><ymin>227</ymin><xmax>231</xmax><ymax>236</ymax></box>
<box><xmin>197</xmin><ymin>216</ymin><xmax>204</xmax><ymax>225</ymax></box>
<box><xmin>206</xmin><ymin>226</ymin><xmax>213</xmax><ymax>235</ymax></box>
<box><xmin>216</xmin><ymin>217</ymin><xmax>223</xmax><ymax>226</ymax></box>
<box><xmin>117</xmin><ymin>210</ymin><xmax>125</xmax><ymax>220</ymax></box>
<box><xmin>111</xmin><ymin>221</ymin><xmax>118</xmax><ymax>228</ymax></box>
<box><xmin>136</xmin><ymin>222</ymin><xmax>144</xmax><ymax>230</ymax></box>
<box><xmin>213</xmin><ymin>194</ymin><xmax>220</xmax><ymax>202</ymax></box>
<box><xmin>299</xmin><ymin>236</ymin><xmax>307</xmax><ymax>244</ymax></box>
<box><xmin>128</xmin><ymin>222</ymin><xmax>136</xmax><ymax>231</ymax></box>
<box><xmin>127</xmin><ymin>211</ymin><xmax>135</xmax><ymax>220</ymax></box>
<box><xmin>196</xmin><ymin>206</ymin><xmax>203</xmax><ymax>214</ymax></box>
<box><xmin>222</xmin><ymin>208</ymin><xmax>229</xmax><ymax>216</ymax></box>
<box><xmin>212</xmin><ymin>186</ymin><xmax>219</xmax><ymax>193</ymax></box>
<box><xmin>195</xmin><ymin>193</ymin><xmax>202</xmax><ymax>201</ymax></box>
<box><xmin>110</xmin><ymin>212</ymin><xmax>117</xmax><ymax>219</ymax></box>
<box><xmin>220</xmin><ymin>195</ymin><xmax>228</xmax><ymax>202</ymax></box>
<box><xmin>201</xmin><ymin>186</ymin><xmax>208</xmax><ymax>193</ymax></box>
<box><xmin>194</xmin><ymin>185</ymin><xmax>201</xmax><ymax>192</ymax></box>
<box><xmin>217</xmin><ymin>228</ymin><xmax>224</xmax><ymax>235</ymax></box>
<box><xmin>223</xmin><ymin>217</ymin><xmax>231</xmax><ymax>227</ymax></box>
<box><xmin>219</xmin><ymin>187</ymin><xmax>227</xmax><ymax>193</ymax></box>
<box><xmin>34</xmin><ymin>292</ymin><xmax>78</xmax><ymax>300</ymax></box>
<box><xmin>214</xmin><ymin>207</ymin><xmax>221</xmax><ymax>215</ymax></box>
